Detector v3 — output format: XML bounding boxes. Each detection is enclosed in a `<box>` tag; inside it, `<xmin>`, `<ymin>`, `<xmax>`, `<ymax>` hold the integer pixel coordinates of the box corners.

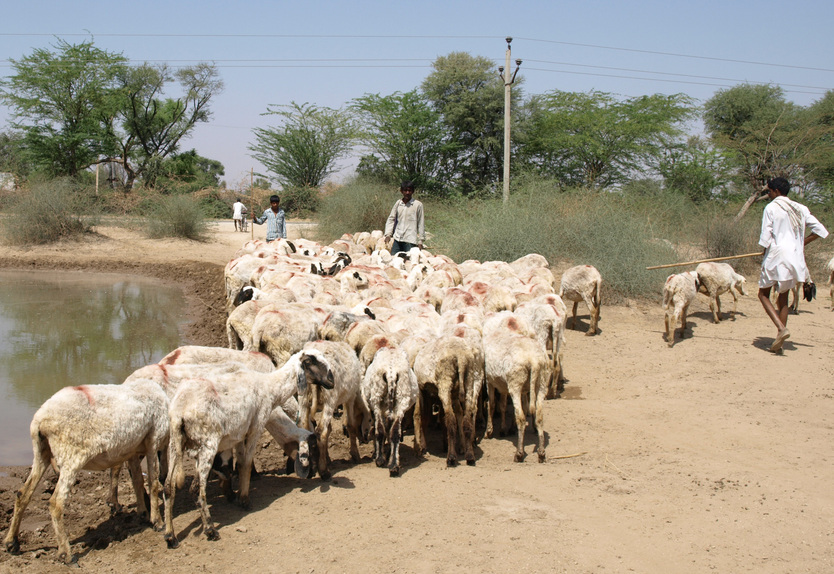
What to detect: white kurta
<box><xmin>758</xmin><ymin>196</ymin><xmax>828</xmax><ymax>292</ymax></box>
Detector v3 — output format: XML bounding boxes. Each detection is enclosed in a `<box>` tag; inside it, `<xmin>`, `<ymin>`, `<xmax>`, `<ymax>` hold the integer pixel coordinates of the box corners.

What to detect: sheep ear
<box><xmin>287</xmin><ymin>241</ymin><xmax>296</xmax><ymax>253</ymax></box>
<box><xmin>296</xmin><ymin>364</ymin><xmax>308</xmax><ymax>394</ymax></box>
<box><xmin>363</xmin><ymin>307</ymin><xmax>376</xmax><ymax>320</ymax></box>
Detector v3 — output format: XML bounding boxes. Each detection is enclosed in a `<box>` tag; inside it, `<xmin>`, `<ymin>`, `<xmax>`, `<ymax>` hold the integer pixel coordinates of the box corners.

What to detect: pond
<box><xmin>0</xmin><ymin>270</ymin><xmax>187</xmax><ymax>466</ymax></box>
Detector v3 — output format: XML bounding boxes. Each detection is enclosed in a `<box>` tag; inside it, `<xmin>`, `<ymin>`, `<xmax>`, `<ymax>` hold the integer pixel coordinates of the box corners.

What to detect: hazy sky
<box><xmin>1</xmin><ymin>0</ymin><xmax>832</xmax><ymax>189</ymax></box>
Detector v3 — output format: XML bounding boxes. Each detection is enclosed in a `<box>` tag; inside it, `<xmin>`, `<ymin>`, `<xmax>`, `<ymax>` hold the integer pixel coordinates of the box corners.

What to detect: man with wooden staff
<box><xmin>757</xmin><ymin>177</ymin><xmax>828</xmax><ymax>352</ymax></box>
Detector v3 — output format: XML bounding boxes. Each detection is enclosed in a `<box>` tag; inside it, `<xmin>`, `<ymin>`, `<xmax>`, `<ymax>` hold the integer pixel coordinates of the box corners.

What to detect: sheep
<box><xmin>559</xmin><ymin>265</ymin><xmax>602</xmax><ymax>335</ymax></box>
<box><xmin>515</xmin><ymin>301</ymin><xmax>567</xmax><ymax>398</ymax></box>
<box><xmin>296</xmin><ymin>340</ymin><xmax>366</xmax><ymax>480</ymax></box>
<box><xmin>695</xmin><ymin>262</ymin><xmax>748</xmax><ymax>323</ymax></box>
<box><xmin>251</xmin><ymin>304</ymin><xmax>321</xmax><ymax>366</ymax></box>
<box><xmin>162</xmin><ymin>349</ymin><xmax>335</xmax><ymax>547</ymax></box>
<box><xmin>361</xmin><ymin>347</ymin><xmax>419</xmax><ymax>476</ymax></box>
<box><xmin>483</xmin><ymin>328</ymin><xmax>551</xmax><ymax>463</ymax></box>
<box><xmin>4</xmin><ymin>378</ymin><xmax>169</xmax><ymax>564</ymax></box>
<box><xmin>663</xmin><ymin>271</ymin><xmax>700</xmax><ymax>348</ymax></box>
<box><xmin>412</xmin><ymin>335</ymin><xmax>484</xmax><ymax>467</ymax></box>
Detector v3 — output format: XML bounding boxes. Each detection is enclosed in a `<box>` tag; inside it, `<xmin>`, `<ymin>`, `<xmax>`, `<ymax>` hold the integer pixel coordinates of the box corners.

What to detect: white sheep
<box><xmin>695</xmin><ymin>262</ymin><xmax>748</xmax><ymax>323</ymax></box>
<box><xmin>412</xmin><ymin>335</ymin><xmax>484</xmax><ymax>467</ymax></box>
<box><xmin>361</xmin><ymin>347</ymin><xmax>419</xmax><ymax>476</ymax></box>
<box><xmin>250</xmin><ymin>304</ymin><xmax>321</xmax><ymax>366</ymax></box>
<box><xmin>162</xmin><ymin>349</ymin><xmax>334</xmax><ymax>547</ymax></box>
<box><xmin>514</xmin><ymin>301</ymin><xmax>567</xmax><ymax>398</ymax></box>
<box><xmin>558</xmin><ymin>264</ymin><xmax>602</xmax><ymax>335</ymax></box>
<box><xmin>4</xmin><ymin>378</ymin><xmax>169</xmax><ymax>564</ymax></box>
<box><xmin>483</xmin><ymin>329</ymin><xmax>551</xmax><ymax>463</ymax></box>
<box><xmin>297</xmin><ymin>340</ymin><xmax>366</xmax><ymax>481</ymax></box>
<box><xmin>663</xmin><ymin>271</ymin><xmax>700</xmax><ymax>348</ymax></box>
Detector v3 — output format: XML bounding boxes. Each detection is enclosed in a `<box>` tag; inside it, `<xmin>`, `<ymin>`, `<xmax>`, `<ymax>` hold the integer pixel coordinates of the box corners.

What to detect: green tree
<box><xmin>799</xmin><ymin>90</ymin><xmax>834</xmax><ymax>197</ymax></box>
<box><xmin>516</xmin><ymin>90</ymin><xmax>694</xmax><ymax>189</ymax></box>
<box><xmin>154</xmin><ymin>149</ymin><xmax>225</xmax><ymax>191</ymax></box>
<box><xmin>248</xmin><ymin>101</ymin><xmax>354</xmax><ymax>190</ymax></box>
<box><xmin>704</xmin><ymin>83</ymin><xmax>834</xmax><ymax>218</ymax></box>
<box><xmin>657</xmin><ymin>136</ymin><xmax>733</xmax><ymax>202</ymax></box>
<box><xmin>421</xmin><ymin>52</ymin><xmax>510</xmax><ymax>194</ymax></box>
<box><xmin>350</xmin><ymin>90</ymin><xmax>450</xmax><ymax>194</ymax></box>
<box><xmin>0</xmin><ymin>131</ymin><xmax>30</xmax><ymax>177</ymax></box>
<box><xmin>113</xmin><ymin>63</ymin><xmax>224</xmax><ymax>190</ymax></box>
<box><xmin>0</xmin><ymin>39</ymin><xmax>127</xmax><ymax>177</ymax></box>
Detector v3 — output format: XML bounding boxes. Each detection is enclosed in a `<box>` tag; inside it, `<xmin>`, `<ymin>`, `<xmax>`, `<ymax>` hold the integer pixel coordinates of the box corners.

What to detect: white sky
<box><xmin>1</xmin><ymin>0</ymin><xmax>832</xmax><ymax>189</ymax></box>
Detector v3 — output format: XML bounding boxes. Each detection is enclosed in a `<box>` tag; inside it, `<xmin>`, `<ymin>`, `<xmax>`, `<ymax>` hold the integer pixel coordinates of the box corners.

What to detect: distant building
<box><xmin>0</xmin><ymin>172</ymin><xmax>15</xmax><ymax>191</ymax></box>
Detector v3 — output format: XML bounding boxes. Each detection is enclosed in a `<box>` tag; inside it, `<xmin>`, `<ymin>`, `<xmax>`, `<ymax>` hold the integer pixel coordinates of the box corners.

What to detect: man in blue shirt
<box><xmin>253</xmin><ymin>195</ymin><xmax>287</xmax><ymax>242</ymax></box>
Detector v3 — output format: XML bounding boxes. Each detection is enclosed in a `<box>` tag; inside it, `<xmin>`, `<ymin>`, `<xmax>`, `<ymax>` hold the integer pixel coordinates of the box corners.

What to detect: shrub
<box><xmin>143</xmin><ymin>194</ymin><xmax>208</xmax><ymax>240</ymax></box>
<box><xmin>315</xmin><ymin>177</ymin><xmax>398</xmax><ymax>242</ymax></box>
<box><xmin>1</xmin><ymin>178</ymin><xmax>97</xmax><ymax>245</ymax></box>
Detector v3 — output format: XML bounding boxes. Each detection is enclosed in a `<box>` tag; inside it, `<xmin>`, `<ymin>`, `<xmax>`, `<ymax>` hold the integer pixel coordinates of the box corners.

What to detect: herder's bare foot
<box><xmin>769</xmin><ymin>328</ymin><xmax>790</xmax><ymax>352</ymax></box>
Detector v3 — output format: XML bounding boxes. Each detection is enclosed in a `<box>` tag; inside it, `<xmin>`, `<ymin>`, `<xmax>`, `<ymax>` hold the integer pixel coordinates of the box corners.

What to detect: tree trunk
<box><xmin>733</xmin><ymin>187</ymin><xmax>764</xmax><ymax>223</ymax></box>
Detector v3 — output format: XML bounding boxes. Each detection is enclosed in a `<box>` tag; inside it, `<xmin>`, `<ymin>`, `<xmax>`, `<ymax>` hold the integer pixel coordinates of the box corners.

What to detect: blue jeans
<box><xmin>391</xmin><ymin>240</ymin><xmax>417</xmax><ymax>255</ymax></box>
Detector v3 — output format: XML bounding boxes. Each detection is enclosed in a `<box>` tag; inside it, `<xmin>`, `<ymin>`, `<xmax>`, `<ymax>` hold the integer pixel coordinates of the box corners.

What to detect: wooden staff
<box><xmin>646</xmin><ymin>251</ymin><xmax>764</xmax><ymax>270</ymax></box>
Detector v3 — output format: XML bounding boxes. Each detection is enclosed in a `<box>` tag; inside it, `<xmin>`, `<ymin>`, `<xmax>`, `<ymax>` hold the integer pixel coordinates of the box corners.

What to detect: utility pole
<box><xmin>499</xmin><ymin>37</ymin><xmax>521</xmax><ymax>204</ymax></box>
<box><xmin>250</xmin><ymin>168</ymin><xmax>255</xmax><ymax>240</ymax></box>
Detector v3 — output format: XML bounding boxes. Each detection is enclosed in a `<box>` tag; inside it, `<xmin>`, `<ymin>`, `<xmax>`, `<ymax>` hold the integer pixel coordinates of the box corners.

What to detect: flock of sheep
<box><xmin>4</xmin><ymin>229</ymin><xmax>603</xmax><ymax>564</ymax></box>
<box><xmin>11</xmin><ymin>227</ymin><xmax>829</xmax><ymax>564</ymax></box>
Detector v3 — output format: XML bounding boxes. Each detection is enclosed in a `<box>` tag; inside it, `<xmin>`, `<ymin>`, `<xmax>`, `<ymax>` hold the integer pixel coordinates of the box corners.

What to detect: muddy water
<box><xmin>0</xmin><ymin>270</ymin><xmax>186</xmax><ymax>466</ymax></box>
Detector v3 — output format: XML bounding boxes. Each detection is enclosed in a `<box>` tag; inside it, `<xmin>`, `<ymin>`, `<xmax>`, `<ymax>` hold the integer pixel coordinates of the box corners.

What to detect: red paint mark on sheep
<box><xmin>160</xmin><ymin>349</ymin><xmax>182</xmax><ymax>365</ymax></box>
<box><xmin>72</xmin><ymin>386</ymin><xmax>95</xmax><ymax>406</ymax></box>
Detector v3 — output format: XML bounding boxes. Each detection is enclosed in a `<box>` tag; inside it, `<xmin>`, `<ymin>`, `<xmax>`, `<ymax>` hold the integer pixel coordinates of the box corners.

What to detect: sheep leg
<box><xmin>126</xmin><ymin>455</ymin><xmax>149</xmax><ymax>521</ymax></box>
<box><xmin>485</xmin><ymin>384</ymin><xmax>496</xmax><ymax>439</ymax></box>
<box><xmin>730</xmin><ymin>291</ymin><xmax>739</xmax><ymax>319</ymax></box>
<box><xmin>317</xmin><ymin>415</ymin><xmax>333</xmax><ymax>481</ymax></box>
<box><xmin>664</xmin><ymin>311</ymin><xmax>674</xmax><ymax>347</ymax></box>
<box><xmin>144</xmin><ymin>447</ymin><xmax>164</xmax><ymax>531</ymax></box>
<box><xmin>510</xmin><ymin>386</ymin><xmax>527</xmax><ymax>463</ymax></box>
<box><xmin>498</xmin><ymin>391</ymin><xmax>509</xmax><ymax>437</ymax></box>
<box><xmin>344</xmin><ymin>402</ymin><xmax>362</xmax><ymax>463</ymax></box>
<box><xmin>412</xmin><ymin>390</ymin><xmax>427</xmax><ymax>457</ymax></box>
<box><xmin>48</xmin><ymin>466</ymin><xmax>81</xmax><ymax>564</ymax></box>
<box><xmin>571</xmin><ymin>301</ymin><xmax>579</xmax><ymax>330</ymax></box>
<box><xmin>4</xmin><ymin>443</ymin><xmax>51</xmax><ymax>555</ymax></box>
<box><xmin>107</xmin><ymin>464</ymin><xmax>123</xmax><ymax>515</ymax></box>
<box><xmin>584</xmin><ymin>296</ymin><xmax>598</xmax><ymax>335</ymax></box>
<box><xmin>533</xmin><ymin>370</ymin><xmax>547</xmax><ymax>463</ymax></box>
<box><xmin>195</xmin><ymin>447</ymin><xmax>220</xmax><ymax>541</ymax></box>
<box><xmin>681</xmin><ymin>305</ymin><xmax>689</xmax><ymax>339</ymax></box>
<box><xmin>236</xmin><ymin>438</ymin><xmax>258</xmax><ymax>510</ymax></box>
<box><xmin>438</xmin><ymin>387</ymin><xmax>458</xmax><ymax>467</ymax></box>
<box><xmin>388</xmin><ymin>417</ymin><xmax>402</xmax><ymax>477</ymax></box>
<box><xmin>462</xmin><ymin>398</ymin><xmax>476</xmax><ymax>466</ymax></box>
<box><xmin>374</xmin><ymin>409</ymin><xmax>387</xmax><ymax>468</ymax></box>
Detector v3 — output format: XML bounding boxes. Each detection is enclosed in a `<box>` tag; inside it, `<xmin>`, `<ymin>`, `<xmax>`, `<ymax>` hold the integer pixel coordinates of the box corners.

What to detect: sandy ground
<box><xmin>1</xmin><ymin>219</ymin><xmax>833</xmax><ymax>574</ymax></box>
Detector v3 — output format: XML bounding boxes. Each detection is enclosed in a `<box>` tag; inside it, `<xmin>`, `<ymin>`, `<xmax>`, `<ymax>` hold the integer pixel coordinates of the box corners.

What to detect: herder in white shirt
<box><xmin>757</xmin><ymin>177</ymin><xmax>828</xmax><ymax>352</ymax></box>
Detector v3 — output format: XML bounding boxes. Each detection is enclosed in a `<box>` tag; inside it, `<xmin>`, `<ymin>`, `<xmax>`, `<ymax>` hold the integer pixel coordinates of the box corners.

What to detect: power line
<box><xmin>0</xmin><ymin>31</ymin><xmax>831</xmax><ymax>74</ymax></box>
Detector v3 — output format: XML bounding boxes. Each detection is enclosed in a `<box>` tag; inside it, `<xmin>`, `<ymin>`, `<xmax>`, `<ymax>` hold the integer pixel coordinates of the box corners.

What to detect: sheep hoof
<box><xmin>514</xmin><ymin>452</ymin><xmax>525</xmax><ymax>463</ymax></box>
<box><xmin>466</xmin><ymin>455</ymin><xmax>476</xmax><ymax>467</ymax></box>
<box><xmin>319</xmin><ymin>469</ymin><xmax>332</xmax><ymax>481</ymax></box>
<box><xmin>237</xmin><ymin>495</ymin><xmax>251</xmax><ymax>510</ymax></box>
<box><xmin>538</xmin><ymin>451</ymin><xmax>546</xmax><ymax>463</ymax></box>
<box><xmin>389</xmin><ymin>467</ymin><xmax>400</xmax><ymax>477</ymax></box>
<box><xmin>5</xmin><ymin>538</ymin><xmax>20</xmax><ymax>554</ymax></box>
<box><xmin>205</xmin><ymin>527</ymin><xmax>220</xmax><ymax>541</ymax></box>
<box><xmin>375</xmin><ymin>457</ymin><xmax>386</xmax><ymax>468</ymax></box>
<box><xmin>107</xmin><ymin>502</ymin><xmax>122</xmax><ymax>516</ymax></box>
<box><xmin>446</xmin><ymin>457</ymin><xmax>458</xmax><ymax>468</ymax></box>
<box><xmin>164</xmin><ymin>533</ymin><xmax>179</xmax><ymax>549</ymax></box>
<box><xmin>58</xmin><ymin>551</ymin><xmax>78</xmax><ymax>565</ymax></box>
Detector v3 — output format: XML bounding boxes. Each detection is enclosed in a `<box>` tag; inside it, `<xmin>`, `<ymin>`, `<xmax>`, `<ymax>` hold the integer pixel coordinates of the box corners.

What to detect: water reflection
<box><xmin>0</xmin><ymin>270</ymin><xmax>186</xmax><ymax>465</ymax></box>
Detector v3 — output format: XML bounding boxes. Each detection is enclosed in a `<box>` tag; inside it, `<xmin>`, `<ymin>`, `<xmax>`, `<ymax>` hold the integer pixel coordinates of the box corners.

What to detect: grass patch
<box><xmin>1</xmin><ymin>178</ymin><xmax>98</xmax><ymax>245</ymax></box>
<box><xmin>143</xmin><ymin>194</ymin><xmax>208</xmax><ymax>240</ymax></box>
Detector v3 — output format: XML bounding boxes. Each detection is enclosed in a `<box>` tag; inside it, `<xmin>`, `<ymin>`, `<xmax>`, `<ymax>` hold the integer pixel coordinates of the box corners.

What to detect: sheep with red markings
<box><xmin>162</xmin><ymin>349</ymin><xmax>334</xmax><ymax>547</ymax></box>
<box><xmin>4</xmin><ymin>378</ymin><xmax>169</xmax><ymax>564</ymax></box>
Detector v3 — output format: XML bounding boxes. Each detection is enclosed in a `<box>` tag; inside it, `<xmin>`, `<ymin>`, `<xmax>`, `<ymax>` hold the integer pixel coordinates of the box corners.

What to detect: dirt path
<box><xmin>1</xmin><ymin>221</ymin><xmax>833</xmax><ymax>573</ymax></box>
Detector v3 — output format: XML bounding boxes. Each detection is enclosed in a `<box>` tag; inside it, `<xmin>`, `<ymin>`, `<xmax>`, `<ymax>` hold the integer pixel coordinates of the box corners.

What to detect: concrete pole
<box><xmin>502</xmin><ymin>42</ymin><xmax>512</xmax><ymax>204</ymax></box>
